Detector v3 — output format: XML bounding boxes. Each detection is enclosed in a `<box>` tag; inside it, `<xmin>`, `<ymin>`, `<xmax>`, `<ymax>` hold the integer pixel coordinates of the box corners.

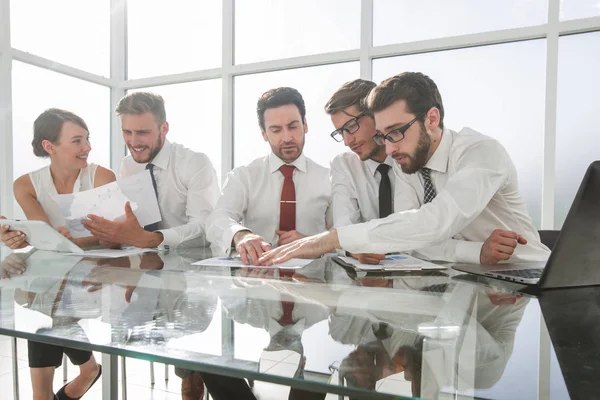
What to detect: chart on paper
<box><xmin>57</xmin><ymin>170</ymin><xmax>161</xmax><ymax>238</ymax></box>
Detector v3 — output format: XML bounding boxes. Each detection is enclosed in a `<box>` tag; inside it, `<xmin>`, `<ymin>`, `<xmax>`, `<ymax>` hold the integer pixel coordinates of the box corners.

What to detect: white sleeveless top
<box><xmin>29</xmin><ymin>163</ymin><xmax>98</xmax><ymax>228</ymax></box>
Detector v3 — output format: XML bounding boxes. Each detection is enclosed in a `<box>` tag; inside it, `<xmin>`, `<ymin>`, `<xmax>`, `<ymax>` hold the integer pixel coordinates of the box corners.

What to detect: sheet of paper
<box><xmin>192</xmin><ymin>256</ymin><xmax>314</xmax><ymax>269</ymax></box>
<box><xmin>338</xmin><ymin>254</ymin><xmax>445</xmax><ymax>271</ymax></box>
<box><xmin>57</xmin><ymin>170</ymin><xmax>161</xmax><ymax>238</ymax></box>
<box><xmin>64</xmin><ymin>247</ymin><xmax>158</xmax><ymax>258</ymax></box>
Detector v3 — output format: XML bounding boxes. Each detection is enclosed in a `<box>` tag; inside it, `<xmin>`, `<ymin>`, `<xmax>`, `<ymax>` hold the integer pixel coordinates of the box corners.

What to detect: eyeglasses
<box><xmin>330</xmin><ymin>111</ymin><xmax>369</xmax><ymax>143</ymax></box>
<box><xmin>372</xmin><ymin>113</ymin><xmax>426</xmax><ymax>145</ymax></box>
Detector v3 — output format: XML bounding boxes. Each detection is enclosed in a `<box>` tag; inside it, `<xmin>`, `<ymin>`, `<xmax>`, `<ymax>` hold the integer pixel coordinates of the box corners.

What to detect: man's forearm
<box><xmin>133</xmin><ymin>231</ymin><xmax>164</xmax><ymax>248</ymax></box>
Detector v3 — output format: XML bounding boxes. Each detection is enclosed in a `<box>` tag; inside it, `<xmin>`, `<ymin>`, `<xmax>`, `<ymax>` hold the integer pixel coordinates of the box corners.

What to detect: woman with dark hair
<box><xmin>1</xmin><ymin>108</ymin><xmax>114</xmax><ymax>399</ymax></box>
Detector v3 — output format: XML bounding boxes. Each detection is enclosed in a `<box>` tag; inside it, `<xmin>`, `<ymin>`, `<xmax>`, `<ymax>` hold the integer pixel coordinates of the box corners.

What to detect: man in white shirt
<box><xmin>326</xmin><ymin>79</ymin><xmax>530</xmax><ymax>265</ymax></box>
<box><xmin>259</xmin><ymin>72</ymin><xmax>550</xmax><ymax>265</ymax></box>
<box><xmin>206</xmin><ymin>87</ymin><xmax>332</xmax><ymax>265</ymax></box>
<box><xmin>83</xmin><ymin>92</ymin><xmax>220</xmax><ymax>250</ymax></box>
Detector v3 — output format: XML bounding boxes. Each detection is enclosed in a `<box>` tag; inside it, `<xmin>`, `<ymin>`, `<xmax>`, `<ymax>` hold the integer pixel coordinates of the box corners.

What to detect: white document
<box><xmin>65</xmin><ymin>247</ymin><xmax>158</xmax><ymax>258</ymax></box>
<box><xmin>192</xmin><ymin>256</ymin><xmax>314</xmax><ymax>269</ymax></box>
<box><xmin>57</xmin><ymin>170</ymin><xmax>161</xmax><ymax>238</ymax></box>
<box><xmin>337</xmin><ymin>254</ymin><xmax>446</xmax><ymax>271</ymax></box>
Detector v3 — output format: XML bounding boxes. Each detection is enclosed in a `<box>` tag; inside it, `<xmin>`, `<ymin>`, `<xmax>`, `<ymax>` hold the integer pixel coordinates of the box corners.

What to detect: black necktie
<box><xmin>421</xmin><ymin>167</ymin><xmax>437</xmax><ymax>204</ymax></box>
<box><xmin>377</xmin><ymin>164</ymin><xmax>392</xmax><ymax>218</ymax></box>
<box><xmin>144</xmin><ymin>163</ymin><xmax>161</xmax><ymax>232</ymax></box>
<box><xmin>372</xmin><ymin>321</ymin><xmax>393</xmax><ymax>340</ymax></box>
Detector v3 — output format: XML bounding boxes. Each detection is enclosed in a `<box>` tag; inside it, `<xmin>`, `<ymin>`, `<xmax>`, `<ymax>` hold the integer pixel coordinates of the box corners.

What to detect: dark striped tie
<box><xmin>420</xmin><ymin>167</ymin><xmax>436</xmax><ymax>204</ymax></box>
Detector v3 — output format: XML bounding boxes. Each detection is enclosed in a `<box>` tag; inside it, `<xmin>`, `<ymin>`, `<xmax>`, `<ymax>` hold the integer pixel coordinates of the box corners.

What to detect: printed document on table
<box><xmin>65</xmin><ymin>247</ymin><xmax>158</xmax><ymax>258</ymax></box>
<box><xmin>192</xmin><ymin>257</ymin><xmax>314</xmax><ymax>269</ymax></box>
<box><xmin>57</xmin><ymin>170</ymin><xmax>161</xmax><ymax>238</ymax></box>
<box><xmin>337</xmin><ymin>254</ymin><xmax>446</xmax><ymax>271</ymax></box>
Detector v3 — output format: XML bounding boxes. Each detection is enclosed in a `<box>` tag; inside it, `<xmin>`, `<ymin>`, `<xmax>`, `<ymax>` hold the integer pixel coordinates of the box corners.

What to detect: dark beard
<box><xmin>147</xmin><ymin>134</ymin><xmax>163</xmax><ymax>163</ymax></box>
<box><xmin>400</xmin><ymin>124</ymin><xmax>431</xmax><ymax>174</ymax></box>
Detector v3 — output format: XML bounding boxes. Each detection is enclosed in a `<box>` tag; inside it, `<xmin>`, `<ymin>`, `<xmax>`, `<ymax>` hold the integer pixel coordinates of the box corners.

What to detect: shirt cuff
<box><xmin>224</xmin><ymin>224</ymin><xmax>251</xmax><ymax>256</ymax></box>
<box><xmin>454</xmin><ymin>240</ymin><xmax>484</xmax><ymax>264</ymax></box>
<box><xmin>157</xmin><ymin>228</ymin><xmax>179</xmax><ymax>250</ymax></box>
<box><xmin>337</xmin><ymin>224</ymin><xmax>370</xmax><ymax>254</ymax></box>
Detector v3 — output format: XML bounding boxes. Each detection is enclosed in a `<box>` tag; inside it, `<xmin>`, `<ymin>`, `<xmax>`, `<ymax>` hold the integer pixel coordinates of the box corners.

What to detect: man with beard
<box><xmin>83</xmin><ymin>92</ymin><xmax>220</xmax><ymax>249</ymax></box>
<box><xmin>207</xmin><ymin>87</ymin><xmax>332</xmax><ymax>265</ymax></box>
<box><xmin>259</xmin><ymin>72</ymin><xmax>550</xmax><ymax>265</ymax></box>
<box><xmin>82</xmin><ymin>92</ymin><xmax>220</xmax><ymax>399</ymax></box>
<box><xmin>326</xmin><ymin>79</ymin><xmax>525</xmax><ymax>265</ymax></box>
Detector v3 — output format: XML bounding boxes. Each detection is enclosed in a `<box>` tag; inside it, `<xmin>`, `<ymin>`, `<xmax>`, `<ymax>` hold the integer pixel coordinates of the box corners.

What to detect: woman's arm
<box><xmin>14</xmin><ymin>175</ymin><xmax>53</xmax><ymax>224</ymax></box>
<box><xmin>1</xmin><ymin>175</ymin><xmax>52</xmax><ymax>249</ymax></box>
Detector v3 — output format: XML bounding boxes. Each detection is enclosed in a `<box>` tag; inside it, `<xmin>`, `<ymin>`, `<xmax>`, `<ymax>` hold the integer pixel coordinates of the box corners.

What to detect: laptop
<box><xmin>537</xmin><ymin>286</ymin><xmax>600</xmax><ymax>398</ymax></box>
<box><xmin>452</xmin><ymin>160</ymin><xmax>600</xmax><ymax>289</ymax></box>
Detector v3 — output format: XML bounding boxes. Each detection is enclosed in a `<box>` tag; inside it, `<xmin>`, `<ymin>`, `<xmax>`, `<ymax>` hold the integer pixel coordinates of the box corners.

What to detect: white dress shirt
<box><xmin>330</xmin><ymin>152</ymin><xmax>396</xmax><ymax>227</ymax></box>
<box><xmin>337</xmin><ymin>127</ymin><xmax>551</xmax><ymax>263</ymax></box>
<box><xmin>206</xmin><ymin>152</ymin><xmax>332</xmax><ymax>253</ymax></box>
<box><xmin>120</xmin><ymin>140</ymin><xmax>219</xmax><ymax>249</ymax></box>
<box><xmin>330</xmin><ymin>151</ymin><xmax>486</xmax><ymax>262</ymax></box>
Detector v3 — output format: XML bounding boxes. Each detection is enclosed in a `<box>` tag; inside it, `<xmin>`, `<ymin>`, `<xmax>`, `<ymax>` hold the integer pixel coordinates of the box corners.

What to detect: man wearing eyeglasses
<box><xmin>324</xmin><ymin>78</ymin><xmax>529</xmax><ymax>266</ymax></box>
<box><xmin>259</xmin><ymin>72</ymin><xmax>550</xmax><ymax>266</ymax></box>
<box><xmin>325</xmin><ymin>79</ymin><xmax>393</xmax><ymax>265</ymax></box>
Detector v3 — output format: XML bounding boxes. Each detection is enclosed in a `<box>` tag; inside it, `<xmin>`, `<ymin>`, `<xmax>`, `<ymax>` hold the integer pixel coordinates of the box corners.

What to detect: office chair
<box><xmin>538</xmin><ymin>230</ymin><xmax>560</xmax><ymax>251</ymax></box>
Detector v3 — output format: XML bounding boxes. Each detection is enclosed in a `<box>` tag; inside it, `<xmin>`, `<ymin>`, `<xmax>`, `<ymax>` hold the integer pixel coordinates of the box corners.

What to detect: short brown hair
<box><xmin>367</xmin><ymin>72</ymin><xmax>444</xmax><ymax>129</ymax></box>
<box><xmin>31</xmin><ymin>109</ymin><xmax>89</xmax><ymax>158</ymax></box>
<box><xmin>115</xmin><ymin>92</ymin><xmax>167</xmax><ymax>126</ymax></box>
<box><xmin>256</xmin><ymin>87</ymin><xmax>306</xmax><ymax>131</ymax></box>
<box><xmin>324</xmin><ymin>79</ymin><xmax>376</xmax><ymax>115</ymax></box>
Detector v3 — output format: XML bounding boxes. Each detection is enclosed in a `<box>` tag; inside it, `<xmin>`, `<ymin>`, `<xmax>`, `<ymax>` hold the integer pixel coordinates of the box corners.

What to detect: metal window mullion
<box><xmin>110</xmin><ymin>0</ymin><xmax>127</xmax><ymax>173</ymax></box>
<box><xmin>541</xmin><ymin>0</ymin><xmax>560</xmax><ymax>230</ymax></box>
<box><xmin>0</xmin><ymin>0</ymin><xmax>13</xmax><ymax>218</ymax></box>
<box><xmin>221</xmin><ymin>0</ymin><xmax>234</xmax><ymax>180</ymax></box>
<box><xmin>360</xmin><ymin>0</ymin><xmax>374</xmax><ymax>80</ymax></box>
<box><xmin>11</xmin><ymin>49</ymin><xmax>115</xmax><ymax>87</ymax></box>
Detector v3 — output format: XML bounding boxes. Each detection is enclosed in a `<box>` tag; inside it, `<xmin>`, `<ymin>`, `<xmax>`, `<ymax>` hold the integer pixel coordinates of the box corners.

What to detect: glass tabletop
<box><xmin>0</xmin><ymin>246</ymin><xmax>582</xmax><ymax>399</ymax></box>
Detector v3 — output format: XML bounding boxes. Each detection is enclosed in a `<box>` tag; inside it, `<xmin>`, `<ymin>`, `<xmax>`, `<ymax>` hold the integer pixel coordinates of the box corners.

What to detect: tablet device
<box><xmin>2</xmin><ymin>219</ymin><xmax>83</xmax><ymax>253</ymax></box>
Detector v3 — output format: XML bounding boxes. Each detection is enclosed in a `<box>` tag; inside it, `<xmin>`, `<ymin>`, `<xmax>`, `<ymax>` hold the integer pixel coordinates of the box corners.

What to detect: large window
<box><xmin>127</xmin><ymin>0</ymin><xmax>222</xmax><ymax>79</ymax></box>
<box><xmin>11</xmin><ymin>61</ymin><xmax>110</xmax><ymax>218</ymax></box>
<box><xmin>10</xmin><ymin>0</ymin><xmax>110</xmax><ymax>77</ymax></box>
<box><xmin>373</xmin><ymin>0</ymin><xmax>547</xmax><ymax>46</ymax></box>
<box><xmin>3</xmin><ymin>2</ymin><xmax>600</xmax><ymax>229</ymax></box>
<box><xmin>555</xmin><ymin>32</ymin><xmax>600</xmax><ymax>228</ymax></box>
<box><xmin>234</xmin><ymin>0</ymin><xmax>361</xmax><ymax>64</ymax></box>
<box><xmin>373</xmin><ymin>40</ymin><xmax>547</xmax><ymax>228</ymax></box>
<box><xmin>560</xmin><ymin>0</ymin><xmax>600</xmax><ymax>20</ymax></box>
<box><xmin>233</xmin><ymin>62</ymin><xmax>360</xmax><ymax>168</ymax></box>
<box><xmin>129</xmin><ymin>80</ymin><xmax>223</xmax><ymax>182</ymax></box>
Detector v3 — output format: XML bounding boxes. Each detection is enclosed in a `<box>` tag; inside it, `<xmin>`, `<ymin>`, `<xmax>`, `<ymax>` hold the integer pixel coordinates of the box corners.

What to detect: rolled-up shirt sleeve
<box><xmin>205</xmin><ymin>169</ymin><xmax>251</xmax><ymax>254</ymax></box>
<box><xmin>338</xmin><ymin>140</ymin><xmax>510</xmax><ymax>255</ymax></box>
<box><xmin>330</xmin><ymin>157</ymin><xmax>362</xmax><ymax>228</ymax></box>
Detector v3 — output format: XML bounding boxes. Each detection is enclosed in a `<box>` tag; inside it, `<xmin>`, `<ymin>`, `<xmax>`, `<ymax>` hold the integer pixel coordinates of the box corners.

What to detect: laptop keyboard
<box><xmin>489</xmin><ymin>268</ymin><xmax>544</xmax><ymax>279</ymax></box>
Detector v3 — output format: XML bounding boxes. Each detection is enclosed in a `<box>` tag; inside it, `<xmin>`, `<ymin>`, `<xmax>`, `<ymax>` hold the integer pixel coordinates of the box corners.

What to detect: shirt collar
<box><xmin>268</xmin><ymin>152</ymin><xmax>307</xmax><ymax>174</ymax></box>
<box><xmin>424</xmin><ymin>127</ymin><xmax>451</xmax><ymax>173</ymax></box>
<box><xmin>365</xmin><ymin>155</ymin><xmax>394</xmax><ymax>177</ymax></box>
<box><xmin>147</xmin><ymin>139</ymin><xmax>171</xmax><ymax>170</ymax></box>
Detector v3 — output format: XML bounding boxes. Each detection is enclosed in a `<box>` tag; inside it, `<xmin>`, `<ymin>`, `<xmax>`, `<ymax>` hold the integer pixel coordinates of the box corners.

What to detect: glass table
<box><xmin>0</xmin><ymin>246</ymin><xmax>593</xmax><ymax>399</ymax></box>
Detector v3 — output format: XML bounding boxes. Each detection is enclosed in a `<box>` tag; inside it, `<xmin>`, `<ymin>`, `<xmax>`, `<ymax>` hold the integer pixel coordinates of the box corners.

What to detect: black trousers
<box><xmin>28</xmin><ymin>340</ymin><xmax>92</xmax><ymax>369</ymax></box>
<box><xmin>200</xmin><ymin>373</ymin><xmax>326</xmax><ymax>400</ymax></box>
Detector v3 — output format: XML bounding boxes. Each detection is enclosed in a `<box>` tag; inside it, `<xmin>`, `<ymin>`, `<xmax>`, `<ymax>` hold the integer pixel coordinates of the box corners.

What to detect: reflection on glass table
<box><xmin>0</xmin><ymin>248</ymin><xmax>578</xmax><ymax>399</ymax></box>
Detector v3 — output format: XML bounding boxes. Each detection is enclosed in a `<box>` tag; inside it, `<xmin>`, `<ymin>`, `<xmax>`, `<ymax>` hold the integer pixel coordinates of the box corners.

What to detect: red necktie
<box><xmin>279</xmin><ymin>296</ymin><xmax>295</xmax><ymax>326</ymax></box>
<box><xmin>279</xmin><ymin>165</ymin><xmax>296</xmax><ymax>231</ymax></box>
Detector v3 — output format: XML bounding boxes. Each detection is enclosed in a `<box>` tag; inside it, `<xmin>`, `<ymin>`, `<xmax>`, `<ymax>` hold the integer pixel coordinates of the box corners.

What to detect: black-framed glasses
<box><xmin>330</xmin><ymin>111</ymin><xmax>369</xmax><ymax>142</ymax></box>
<box><xmin>372</xmin><ymin>113</ymin><xmax>426</xmax><ymax>145</ymax></box>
